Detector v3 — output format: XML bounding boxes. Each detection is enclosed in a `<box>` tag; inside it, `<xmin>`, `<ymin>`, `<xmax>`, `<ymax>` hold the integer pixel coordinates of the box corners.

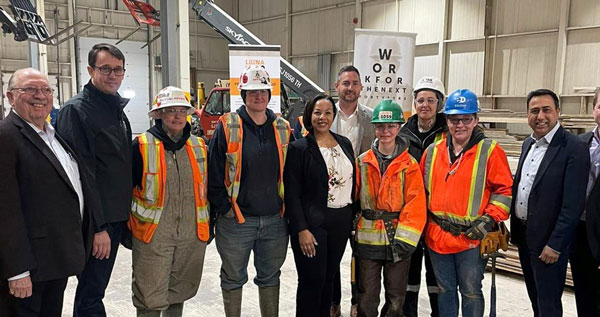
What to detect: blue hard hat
<box><xmin>443</xmin><ymin>89</ymin><xmax>480</xmax><ymax>114</ymax></box>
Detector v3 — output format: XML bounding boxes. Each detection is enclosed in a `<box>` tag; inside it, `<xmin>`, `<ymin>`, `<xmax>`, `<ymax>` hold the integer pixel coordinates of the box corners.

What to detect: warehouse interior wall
<box><xmin>1</xmin><ymin>0</ymin><xmax>600</xmax><ymax>126</ymax></box>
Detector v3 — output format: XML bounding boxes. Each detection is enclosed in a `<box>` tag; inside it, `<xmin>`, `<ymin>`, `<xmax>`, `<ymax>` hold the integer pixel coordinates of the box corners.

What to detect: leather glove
<box><xmin>207</xmin><ymin>212</ymin><xmax>217</xmax><ymax>245</ymax></box>
<box><xmin>120</xmin><ymin>226</ymin><xmax>133</xmax><ymax>250</ymax></box>
<box><xmin>465</xmin><ymin>214</ymin><xmax>495</xmax><ymax>240</ymax></box>
<box><xmin>392</xmin><ymin>240</ymin><xmax>417</xmax><ymax>260</ymax></box>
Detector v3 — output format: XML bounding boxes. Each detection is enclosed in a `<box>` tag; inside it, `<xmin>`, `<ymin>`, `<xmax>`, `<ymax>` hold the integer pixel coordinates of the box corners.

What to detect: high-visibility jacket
<box><xmin>130</xmin><ymin>132</ymin><xmax>210</xmax><ymax>243</ymax></box>
<box><xmin>421</xmin><ymin>137</ymin><xmax>513</xmax><ymax>254</ymax></box>
<box><xmin>220</xmin><ymin>112</ymin><xmax>291</xmax><ymax>224</ymax></box>
<box><xmin>296</xmin><ymin>115</ymin><xmax>309</xmax><ymax>137</ymax></box>
<box><xmin>354</xmin><ymin>148</ymin><xmax>427</xmax><ymax>260</ymax></box>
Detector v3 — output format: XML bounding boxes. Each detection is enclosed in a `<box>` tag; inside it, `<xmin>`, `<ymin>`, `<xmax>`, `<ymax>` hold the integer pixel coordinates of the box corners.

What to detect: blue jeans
<box><xmin>215</xmin><ymin>213</ymin><xmax>288</xmax><ymax>290</ymax></box>
<box><xmin>428</xmin><ymin>247</ymin><xmax>487</xmax><ymax>317</ymax></box>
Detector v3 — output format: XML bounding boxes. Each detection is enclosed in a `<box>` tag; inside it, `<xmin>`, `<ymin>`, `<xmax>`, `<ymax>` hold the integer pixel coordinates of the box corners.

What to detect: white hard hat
<box><xmin>414</xmin><ymin>76</ymin><xmax>445</xmax><ymax>98</ymax></box>
<box><xmin>238</xmin><ymin>65</ymin><xmax>272</xmax><ymax>91</ymax></box>
<box><xmin>149</xmin><ymin>86</ymin><xmax>194</xmax><ymax>119</ymax></box>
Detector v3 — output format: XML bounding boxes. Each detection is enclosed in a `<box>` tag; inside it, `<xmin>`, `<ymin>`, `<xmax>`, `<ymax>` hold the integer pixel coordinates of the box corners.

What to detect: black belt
<box><xmin>362</xmin><ymin>209</ymin><xmax>399</xmax><ymax>221</ymax></box>
<box><xmin>430</xmin><ymin>214</ymin><xmax>470</xmax><ymax>237</ymax></box>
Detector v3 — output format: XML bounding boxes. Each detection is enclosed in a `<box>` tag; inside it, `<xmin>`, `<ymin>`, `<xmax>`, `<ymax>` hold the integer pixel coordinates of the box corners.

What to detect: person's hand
<box><xmin>539</xmin><ymin>245</ymin><xmax>559</xmax><ymax>264</ymax></box>
<box><xmin>298</xmin><ymin>229</ymin><xmax>318</xmax><ymax>258</ymax></box>
<box><xmin>93</xmin><ymin>230</ymin><xmax>111</xmax><ymax>260</ymax></box>
<box><xmin>8</xmin><ymin>276</ymin><xmax>32</xmax><ymax>298</ymax></box>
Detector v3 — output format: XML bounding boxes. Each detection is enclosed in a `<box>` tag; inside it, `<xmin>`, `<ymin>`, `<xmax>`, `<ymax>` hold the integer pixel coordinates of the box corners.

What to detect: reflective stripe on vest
<box><xmin>297</xmin><ymin>115</ymin><xmax>309</xmax><ymax>137</ymax></box>
<box><xmin>424</xmin><ymin>138</ymin><xmax>500</xmax><ymax>223</ymax></box>
<box><xmin>221</xmin><ymin>112</ymin><xmax>291</xmax><ymax>224</ymax></box>
<box><xmin>130</xmin><ymin>133</ymin><xmax>209</xmax><ymax>243</ymax></box>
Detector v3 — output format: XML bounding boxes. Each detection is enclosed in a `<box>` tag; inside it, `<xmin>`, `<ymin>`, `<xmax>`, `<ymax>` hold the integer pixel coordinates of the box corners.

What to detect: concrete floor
<box><xmin>62</xmin><ymin>244</ymin><xmax>577</xmax><ymax>316</ymax></box>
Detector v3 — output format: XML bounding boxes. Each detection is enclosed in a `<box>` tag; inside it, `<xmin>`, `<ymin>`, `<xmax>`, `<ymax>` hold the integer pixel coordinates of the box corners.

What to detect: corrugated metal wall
<box><xmin>1</xmin><ymin>0</ymin><xmax>600</xmax><ymax>117</ymax></box>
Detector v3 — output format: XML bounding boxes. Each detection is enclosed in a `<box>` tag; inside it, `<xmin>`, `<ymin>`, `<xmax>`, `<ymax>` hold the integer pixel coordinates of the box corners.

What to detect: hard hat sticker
<box><xmin>379</xmin><ymin>111</ymin><xmax>393</xmax><ymax>120</ymax></box>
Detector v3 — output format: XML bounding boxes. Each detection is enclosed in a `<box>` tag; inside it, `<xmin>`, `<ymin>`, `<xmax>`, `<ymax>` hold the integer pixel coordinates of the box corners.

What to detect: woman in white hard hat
<box><xmin>130</xmin><ymin>86</ymin><xmax>210</xmax><ymax>316</ymax></box>
<box><xmin>400</xmin><ymin>76</ymin><xmax>447</xmax><ymax>317</ymax></box>
<box><xmin>208</xmin><ymin>65</ymin><xmax>292</xmax><ymax>316</ymax></box>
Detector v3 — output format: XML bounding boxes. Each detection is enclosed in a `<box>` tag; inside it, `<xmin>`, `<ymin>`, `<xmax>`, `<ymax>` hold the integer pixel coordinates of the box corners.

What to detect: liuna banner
<box><xmin>353</xmin><ymin>29</ymin><xmax>416</xmax><ymax>118</ymax></box>
<box><xmin>229</xmin><ymin>44</ymin><xmax>281</xmax><ymax>113</ymax></box>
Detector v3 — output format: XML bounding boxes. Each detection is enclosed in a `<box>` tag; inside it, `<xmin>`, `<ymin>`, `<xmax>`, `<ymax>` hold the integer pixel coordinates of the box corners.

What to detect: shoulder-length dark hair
<box><xmin>302</xmin><ymin>94</ymin><xmax>337</xmax><ymax>134</ymax></box>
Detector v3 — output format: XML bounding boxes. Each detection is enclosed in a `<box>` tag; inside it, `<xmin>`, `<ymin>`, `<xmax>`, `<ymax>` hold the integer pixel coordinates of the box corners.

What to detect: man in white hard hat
<box><xmin>399</xmin><ymin>76</ymin><xmax>447</xmax><ymax>317</ymax></box>
<box><xmin>208</xmin><ymin>65</ymin><xmax>292</xmax><ymax>317</ymax></box>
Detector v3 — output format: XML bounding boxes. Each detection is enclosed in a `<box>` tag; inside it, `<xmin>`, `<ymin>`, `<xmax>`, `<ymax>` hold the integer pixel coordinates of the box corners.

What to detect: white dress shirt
<box><xmin>8</xmin><ymin>111</ymin><xmax>85</xmax><ymax>282</ymax></box>
<box><xmin>515</xmin><ymin>123</ymin><xmax>561</xmax><ymax>220</ymax></box>
<box><xmin>335</xmin><ymin>104</ymin><xmax>360</xmax><ymax>154</ymax></box>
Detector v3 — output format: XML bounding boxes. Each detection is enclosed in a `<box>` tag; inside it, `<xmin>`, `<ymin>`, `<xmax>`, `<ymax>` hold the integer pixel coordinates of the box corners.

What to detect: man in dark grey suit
<box><xmin>510</xmin><ymin>88</ymin><xmax>589</xmax><ymax>317</ymax></box>
<box><xmin>570</xmin><ymin>88</ymin><xmax>600</xmax><ymax>316</ymax></box>
<box><xmin>0</xmin><ymin>68</ymin><xmax>93</xmax><ymax>316</ymax></box>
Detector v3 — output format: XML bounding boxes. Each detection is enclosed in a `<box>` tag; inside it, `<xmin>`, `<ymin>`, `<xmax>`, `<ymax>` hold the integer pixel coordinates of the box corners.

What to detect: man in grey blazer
<box><xmin>330</xmin><ymin>65</ymin><xmax>374</xmax><ymax>316</ymax></box>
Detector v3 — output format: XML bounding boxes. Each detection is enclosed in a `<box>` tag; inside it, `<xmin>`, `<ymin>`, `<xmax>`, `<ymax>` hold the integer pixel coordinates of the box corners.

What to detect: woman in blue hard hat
<box><xmin>420</xmin><ymin>89</ymin><xmax>513</xmax><ymax>317</ymax></box>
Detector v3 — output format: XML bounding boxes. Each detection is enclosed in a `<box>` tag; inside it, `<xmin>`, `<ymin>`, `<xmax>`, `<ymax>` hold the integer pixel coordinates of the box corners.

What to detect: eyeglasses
<box><xmin>374</xmin><ymin>123</ymin><xmax>400</xmax><ymax>131</ymax></box>
<box><xmin>161</xmin><ymin>108</ymin><xmax>189</xmax><ymax>115</ymax></box>
<box><xmin>10</xmin><ymin>86</ymin><xmax>54</xmax><ymax>96</ymax></box>
<box><xmin>246</xmin><ymin>89</ymin><xmax>269</xmax><ymax>96</ymax></box>
<box><xmin>93</xmin><ymin>66</ymin><xmax>125</xmax><ymax>76</ymax></box>
<box><xmin>447</xmin><ymin>116</ymin><xmax>475</xmax><ymax>125</ymax></box>
<box><xmin>416</xmin><ymin>98</ymin><xmax>438</xmax><ymax>106</ymax></box>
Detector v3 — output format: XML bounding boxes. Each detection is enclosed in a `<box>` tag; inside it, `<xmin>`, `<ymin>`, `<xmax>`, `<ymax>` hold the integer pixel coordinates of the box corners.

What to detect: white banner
<box><xmin>353</xmin><ymin>29</ymin><xmax>416</xmax><ymax>118</ymax></box>
<box><xmin>229</xmin><ymin>45</ymin><xmax>281</xmax><ymax>113</ymax></box>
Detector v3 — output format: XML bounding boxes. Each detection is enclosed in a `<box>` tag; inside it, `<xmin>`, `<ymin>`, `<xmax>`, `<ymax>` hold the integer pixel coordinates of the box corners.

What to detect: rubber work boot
<box><xmin>162</xmin><ymin>303</ymin><xmax>184</xmax><ymax>317</ymax></box>
<box><xmin>222</xmin><ymin>288</ymin><xmax>243</xmax><ymax>317</ymax></box>
<box><xmin>258</xmin><ymin>285</ymin><xmax>280</xmax><ymax>317</ymax></box>
<box><xmin>136</xmin><ymin>309</ymin><xmax>161</xmax><ymax>317</ymax></box>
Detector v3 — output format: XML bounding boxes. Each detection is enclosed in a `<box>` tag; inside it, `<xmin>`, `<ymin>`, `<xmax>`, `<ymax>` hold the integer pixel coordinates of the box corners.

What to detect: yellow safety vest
<box><xmin>129</xmin><ymin>132</ymin><xmax>210</xmax><ymax>243</ymax></box>
<box><xmin>220</xmin><ymin>112</ymin><xmax>292</xmax><ymax>224</ymax></box>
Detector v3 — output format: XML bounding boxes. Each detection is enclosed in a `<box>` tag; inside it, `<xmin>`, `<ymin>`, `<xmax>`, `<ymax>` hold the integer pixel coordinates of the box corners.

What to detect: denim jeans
<box><xmin>215</xmin><ymin>213</ymin><xmax>288</xmax><ymax>290</ymax></box>
<box><xmin>428</xmin><ymin>247</ymin><xmax>487</xmax><ymax>317</ymax></box>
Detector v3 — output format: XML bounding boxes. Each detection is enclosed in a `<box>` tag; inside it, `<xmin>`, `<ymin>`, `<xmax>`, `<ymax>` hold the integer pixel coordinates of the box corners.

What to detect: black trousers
<box><xmin>569</xmin><ymin>221</ymin><xmax>600</xmax><ymax>317</ymax></box>
<box><xmin>402</xmin><ymin>239</ymin><xmax>439</xmax><ymax>317</ymax></box>
<box><xmin>517</xmin><ymin>233</ymin><xmax>568</xmax><ymax>317</ymax></box>
<box><xmin>3</xmin><ymin>278</ymin><xmax>68</xmax><ymax>317</ymax></box>
<box><xmin>73</xmin><ymin>221</ymin><xmax>126</xmax><ymax>317</ymax></box>
<box><xmin>332</xmin><ymin>240</ymin><xmax>360</xmax><ymax>306</ymax></box>
<box><xmin>291</xmin><ymin>205</ymin><xmax>353</xmax><ymax>317</ymax></box>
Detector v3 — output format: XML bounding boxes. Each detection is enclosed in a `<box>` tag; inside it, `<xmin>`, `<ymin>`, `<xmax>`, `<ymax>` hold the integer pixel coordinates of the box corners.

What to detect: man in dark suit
<box><xmin>570</xmin><ymin>88</ymin><xmax>600</xmax><ymax>316</ymax></box>
<box><xmin>510</xmin><ymin>88</ymin><xmax>589</xmax><ymax>317</ymax></box>
<box><xmin>0</xmin><ymin>68</ymin><xmax>93</xmax><ymax>316</ymax></box>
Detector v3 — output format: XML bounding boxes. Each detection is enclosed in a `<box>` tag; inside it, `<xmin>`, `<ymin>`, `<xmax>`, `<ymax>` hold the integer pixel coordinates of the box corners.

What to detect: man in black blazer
<box><xmin>0</xmin><ymin>68</ymin><xmax>93</xmax><ymax>316</ymax></box>
<box><xmin>570</xmin><ymin>89</ymin><xmax>600</xmax><ymax>316</ymax></box>
<box><xmin>510</xmin><ymin>89</ymin><xmax>589</xmax><ymax>317</ymax></box>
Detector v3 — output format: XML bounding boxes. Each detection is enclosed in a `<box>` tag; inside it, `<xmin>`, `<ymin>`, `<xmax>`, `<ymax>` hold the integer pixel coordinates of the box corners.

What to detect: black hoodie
<box><xmin>447</xmin><ymin>126</ymin><xmax>486</xmax><ymax>164</ymax></box>
<box><xmin>400</xmin><ymin>112</ymin><xmax>448</xmax><ymax>162</ymax></box>
<box><xmin>208</xmin><ymin>106</ymin><xmax>285</xmax><ymax>216</ymax></box>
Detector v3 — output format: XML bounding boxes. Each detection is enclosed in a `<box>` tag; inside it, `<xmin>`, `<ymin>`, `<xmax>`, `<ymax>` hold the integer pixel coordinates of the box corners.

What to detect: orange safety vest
<box><xmin>296</xmin><ymin>115</ymin><xmax>309</xmax><ymax>137</ymax></box>
<box><xmin>129</xmin><ymin>133</ymin><xmax>210</xmax><ymax>243</ymax></box>
<box><xmin>220</xmin><ymin>112</ymin><xmax>292</xmax><ymax>224</ymax></box>
<box><xmin>355</xmin><ymin>149</ymin><xmax>427</xmax><ymax>250</ymax></box>
<box><xmin>421</xmin><ymin>138</ymin><xmax>513</xmax><ymax>254</ymax></box>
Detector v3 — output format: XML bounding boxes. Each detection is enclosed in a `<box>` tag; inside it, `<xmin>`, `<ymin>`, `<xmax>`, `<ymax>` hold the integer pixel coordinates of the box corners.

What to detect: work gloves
<box><xmin>465</xmin><ymin>214</ymin><xmax>495</xmax><ymax>240</ymax></box>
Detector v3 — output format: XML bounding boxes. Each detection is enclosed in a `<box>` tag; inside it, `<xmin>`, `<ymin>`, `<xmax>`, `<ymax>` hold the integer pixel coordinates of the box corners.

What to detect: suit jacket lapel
<box><xmin>8</xmin><ymin>113</ymin><xmax>77</xmax><ymax>194</ymax></box>
<box><xmin>532</xmin><ymin>126</ymin><xmax>563</xmax><ymax>190</ymax></box>
<box><xmin>306</xmin><ymin>134</ymin><xmax>328</xmax><ymax>172</ymax></box>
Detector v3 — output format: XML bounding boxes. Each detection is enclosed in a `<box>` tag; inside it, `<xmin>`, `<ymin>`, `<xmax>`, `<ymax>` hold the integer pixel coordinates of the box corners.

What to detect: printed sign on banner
<box><xmin>229</xmin><ymin>45</ymin><xmax>281</xmax><ymax>113</ymax></box>
<box><xmin>353</xmin><ymin>29</ymin><xmax>416</xmax><ymax>118</ymax></box>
